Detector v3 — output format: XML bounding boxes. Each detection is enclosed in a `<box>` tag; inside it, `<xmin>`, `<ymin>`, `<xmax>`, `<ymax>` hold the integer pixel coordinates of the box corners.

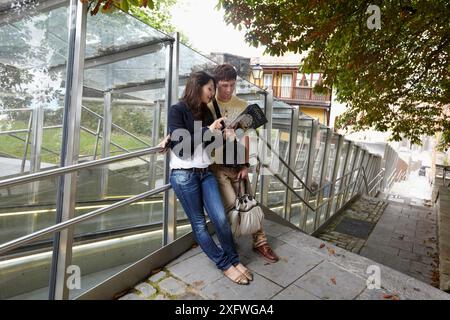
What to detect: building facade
<box><xmin>249</xmin><ymin>54</ymin><xmax>332</xmax><ymax>125</ymax></box>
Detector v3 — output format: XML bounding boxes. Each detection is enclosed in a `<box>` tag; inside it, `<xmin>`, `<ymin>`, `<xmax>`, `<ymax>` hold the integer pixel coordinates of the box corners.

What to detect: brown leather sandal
<box><xmin>223</xmin><ymin>265</ymin><xmax>249</xmax><ymax>285</ymax></box>
<box><xmin>234</xmin><ymin>263</ymin><xmax>253</xmax><ymax>281</ymax></box>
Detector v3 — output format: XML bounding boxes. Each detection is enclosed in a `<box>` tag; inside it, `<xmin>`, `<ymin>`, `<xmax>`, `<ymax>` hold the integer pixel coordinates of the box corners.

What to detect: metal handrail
<box><xmin>368</xmin><ymin>175</ymin><xmax>384</xmax><ymax>194</ymax></box>
<box><xmin>80</xmin><ymin>126</ymin><xmax>150</xmax><ymax>164</ymax></box>
<box><xmin>257</xmin><ymin>157</ymin><xmax>315</xmax><ymax>211</ymax></box>
<box><xmin>258</xmin><ymin>155</ymin><xmax>369</xmax><ymax>212</ymax></box>
<box><xmin>0</xmin><ymin>146</ymin><xmax>161</xmax><ymax>189</ymax></box>
<box><xmin>256</xmin><ymin>133</ymin><xmax>314</xmax><ymax>194</ymax></box>
<box><xmin>0</xmin><ymin>184</ymin><xmax>170</xmax><ymax>255</ymax></box>
<box><xmin>81</xmin><ymin>105</ymin><xmax>152</xmax><ymax>147</ymax></box>
<box><xmin>367</xmin><ymin>168</ymin><xmax>385</xmax><ymax>188</ymax></box>
<box><xmin>0</xmin><ymin>125</ymin><xmax>62</xmax><ymax>135</ymax></box>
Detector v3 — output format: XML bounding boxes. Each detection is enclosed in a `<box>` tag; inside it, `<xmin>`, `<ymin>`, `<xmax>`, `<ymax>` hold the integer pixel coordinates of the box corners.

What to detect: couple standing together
<box><xmin>160</xmin><ymin>64</ymin><xmax>278</xmax><ymax>285</ymax></box>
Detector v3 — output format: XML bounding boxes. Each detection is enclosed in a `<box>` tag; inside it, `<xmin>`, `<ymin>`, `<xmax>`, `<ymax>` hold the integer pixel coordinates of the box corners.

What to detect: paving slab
<box><xmin>201</xmin><ymin>273</ymin><xmax>282</xmax><ymax>300</ymax></box>
<box><xmin>294</xmin><ymin>261</ymin><xmax>366</xmax><ymax>300</ymax></box>
<box><xmin>271</xmin><ymin>284</ymin><xmax>321</xmax><ymax>300</ymax></box>
<box><xmin>167</xmin><ymin>253</ymin><xmax>222</xmax><ymax>290</ymax></box>
<box><xmin>159</xmin><ymin>277</ymin><xmax>188</xmax><ymax>296</ymax></box>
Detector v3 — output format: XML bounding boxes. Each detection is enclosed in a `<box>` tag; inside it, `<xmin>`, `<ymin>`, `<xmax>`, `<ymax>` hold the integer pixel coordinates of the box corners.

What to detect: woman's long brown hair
<box><xmin>181</xmin><ymin>71</ymin><xmax>216</xmax><ymax>120</ymax></box>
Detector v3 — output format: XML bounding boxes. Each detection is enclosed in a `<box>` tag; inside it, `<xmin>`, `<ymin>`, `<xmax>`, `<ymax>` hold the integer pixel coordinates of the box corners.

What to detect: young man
<box><xmin>207</xmin><ymin>64</ymin><xmax>279</xmax><ymax>263</ymax></box>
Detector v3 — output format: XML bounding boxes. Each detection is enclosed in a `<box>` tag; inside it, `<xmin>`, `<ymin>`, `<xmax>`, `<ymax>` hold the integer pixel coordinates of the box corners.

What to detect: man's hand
<box><xmin>157</xmin><ymin>134</ymin><xmax>170</xmax><ymax>154</ymax></box>
<box><xmin>223</xmin><ymin>128</ymin><xmax>236</xmax><ymax>140</ymax></box>
<box><xmin>237</xmin><ymin>166</ymin><xmax>249</xmax><ymax>180</ymax></box>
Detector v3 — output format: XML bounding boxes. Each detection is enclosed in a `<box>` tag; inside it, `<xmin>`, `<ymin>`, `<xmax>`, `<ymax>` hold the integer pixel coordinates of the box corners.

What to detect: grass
<box><xmin>0</xmin><ymin>121</ymin><xmax>153</xmax><ymax>164</ymax></box>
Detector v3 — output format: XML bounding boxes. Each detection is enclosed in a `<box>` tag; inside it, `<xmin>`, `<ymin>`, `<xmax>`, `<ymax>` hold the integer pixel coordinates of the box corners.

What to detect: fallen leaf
<box><xmin>319</xmin><ymin>243</ymin><xmax>326</xmax><ymax>249</ymax></box>
<box><xmin>330</xmin><ymin>277</ymin><xmax>336</xmax><ymax>285</ymax></box>
<box><xmin>192</xmin><ymin>280</ymin><xmax>205</xmax><ymax>287</ymax></box>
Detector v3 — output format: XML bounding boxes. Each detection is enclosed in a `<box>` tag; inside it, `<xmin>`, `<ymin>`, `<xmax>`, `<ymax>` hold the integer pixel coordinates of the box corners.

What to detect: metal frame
<box><xmin>149</xmin><ymin>100</ymin><xmax>162</xmax><ymax>189</ymax></box>
<box><xmin>29</xmin><ymin>102</ymin><xmax>44</xmax><ymax>203</ymax></box>
<box><xmin>325</xmin><ymin>134</ymin><xmax>343</xmax><ymax>219</ymax></box>
<box><xmin>284</xmin><ymin>106</ymin><xmax>299</xmax><ymax>221</ymax></box>
<box><xmin>100</xmin><ymin>91</ymin><xmax>112</xmax><ymax>199</ymax></box>
<box><xmin>258</xmin><ymin>89</ymin><xmax>273</xmax><ymax>206</ymax></box>
<box><xmin>335</xmin><ymin>140</ymin><xmax>352</xmax><ymax>210</ymax></box>
<box><xmin>344</xmin><ymin>144</ymin><xmax>359</xmax><ymax>202</ymax></box>
<box><xmin>162</xmin><ymin>33</ymin><xmax>177</xmax><ymax>245</ymax></box>
<box><xmin>302</xmin><ymin>120</ymin><xmax>319</xmax><ymax>231</ymax></box>
<box><xmin>314</xmin><ymin>128</ymin><xmax>332</xmax><ymax>230</ymax></box>
<box><xmin>48</xmin><ymin>0</ymin><xmax>87</xmax><ymax>300</ymax></box>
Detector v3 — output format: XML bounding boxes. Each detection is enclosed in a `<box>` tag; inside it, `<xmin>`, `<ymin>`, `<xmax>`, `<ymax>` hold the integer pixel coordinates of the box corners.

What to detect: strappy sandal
<box><xmin>234</xmin><ymin>263</ymin><xmax>254</xmax><ymax>281</ymax></box>
<box><xmin>223</xmin><ymin>265</ymin><xmax>249</xmax><ymax>285</ymax></box>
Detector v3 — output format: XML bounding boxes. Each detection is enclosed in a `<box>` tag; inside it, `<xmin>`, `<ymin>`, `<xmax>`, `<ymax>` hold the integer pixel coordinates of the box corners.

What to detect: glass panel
<box><xmin>70</xmin><ymin>194</ymin><xmax>166</xmax><ymax>299</ymax></box>
<box><xmin>0</xmin><ymin>1</ymin><xmax>70</xmax><ymax>178</ymax></box>
<box><xmin>317</xmin><ymin>133</ymin><xmax>339</xmax><ymax>225</ymax></box>
<box><xmin>0</xmin><ymin>176</ymin><xmax>59</xmax><ymax>246</ymax></box>
<box><xmin>340</xmin><ymin>144</ymin><xmax>356</xmax><ymax>204</ymax></box>
<box><xmin>347</xmin><ymin>148</ymin><xmax>364</xmax><ymax>201</ymax></box>
<box><xmin>311</xmin><ymin>127</ymin><xmax>328</xmax><ymax>189</ymax></box>
<box><xmin>85</xmin><ymin>10</ymin><xmax>170</xmax><ymax>60</ymax></box>
<box><xmin>295</xmin><ymin>119</ymin><xmax>313</xmax><ymax>192</ymax></box>
<box><xmin>331</xmin><ymin>140</ymin><xmax>349</xmax><ymax>214</ymax></box>
<box><xmin>0</xmin><ymin>238</ymin><xmax>54</xmax><ymax>299</ymax></box>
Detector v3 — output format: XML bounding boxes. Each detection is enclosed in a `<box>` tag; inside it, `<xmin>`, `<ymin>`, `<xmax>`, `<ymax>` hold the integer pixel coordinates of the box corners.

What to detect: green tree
<box><xmin>218</xmin><ymin>0</ymin><xmax>450</xmax><ymax>150</ymax></box>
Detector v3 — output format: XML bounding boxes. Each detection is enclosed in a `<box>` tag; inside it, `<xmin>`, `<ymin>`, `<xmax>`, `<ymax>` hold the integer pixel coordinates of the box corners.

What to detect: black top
<box><xmin>168</xmin><ymin>101</ymin><xmax>216</xmax><ymax>159</ymax></box>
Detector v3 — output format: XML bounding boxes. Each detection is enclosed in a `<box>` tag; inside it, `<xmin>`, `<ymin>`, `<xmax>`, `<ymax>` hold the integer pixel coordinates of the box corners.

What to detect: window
<box><xmin>311</xmin><ymin>73</ymin><xmax>321</xmax><ymax>88</ymax></box>
<box><xmin>303</xmin><ymin>73</ymin><xmax>311</xmax><ymax>87</ymax></box>
<box><xmin>263</xmin><ymin>73</ymin><xmax>273</xmax><ymax>89</ymax></box>
<box><xmin>280</xmin><ymin>74</ymin><xmax>292</xmax><ymax>98</ymax></box>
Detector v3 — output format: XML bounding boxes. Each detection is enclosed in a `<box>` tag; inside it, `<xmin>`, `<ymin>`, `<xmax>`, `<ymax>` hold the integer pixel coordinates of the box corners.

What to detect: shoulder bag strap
<box><xmin>212</xmin><ymin>98</ymin><xmax>222</xmax><ymax>119</ymax></box>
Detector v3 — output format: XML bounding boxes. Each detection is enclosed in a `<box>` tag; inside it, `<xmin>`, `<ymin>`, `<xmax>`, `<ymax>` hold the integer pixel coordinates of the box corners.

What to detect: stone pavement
<box><xmin>118</xmin><ymin>219</ymin><xmax>449</xmax><ymax>300</ymax></box>
<box><xmin>316</xmin><ymin>195</ymin><xmax>387</xmax><ymax>253</ymax></box>
<box><xmin>360</xmin><ymin>195</ymin><xmax>439</xmax><ymax>287</ymax></box>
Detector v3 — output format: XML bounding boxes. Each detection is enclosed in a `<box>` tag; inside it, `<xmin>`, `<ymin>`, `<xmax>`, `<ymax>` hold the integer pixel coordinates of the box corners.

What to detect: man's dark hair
<box><xmin>213</xmin><ymin>64</ymin><xmax>237</xmax><ymax>82</ymax></box>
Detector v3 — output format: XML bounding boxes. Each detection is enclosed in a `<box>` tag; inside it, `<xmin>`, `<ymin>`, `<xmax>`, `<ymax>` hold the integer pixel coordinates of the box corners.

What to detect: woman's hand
<box><xmin>157</xmin><ymin>134</ymin><xmax>171</xmax><ymax>154</ymax></box>
<box><xmin>208</xmin><ymin>117</ymin><xmax>226</xmax><ymax>132</ymax></box>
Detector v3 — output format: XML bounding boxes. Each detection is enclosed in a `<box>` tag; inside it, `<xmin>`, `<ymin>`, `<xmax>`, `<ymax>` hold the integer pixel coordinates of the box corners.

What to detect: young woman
<box><xmin>166</xmin><ymin>71</ymin><xmax>253</xmax><ymax>285</ymax></box>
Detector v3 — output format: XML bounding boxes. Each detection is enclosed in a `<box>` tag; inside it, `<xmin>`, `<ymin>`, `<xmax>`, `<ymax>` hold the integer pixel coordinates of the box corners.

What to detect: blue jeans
<box><xmin>170</xmin><ymin>169</ymin><xmax>240</xmax><ymax>271</ymax></box>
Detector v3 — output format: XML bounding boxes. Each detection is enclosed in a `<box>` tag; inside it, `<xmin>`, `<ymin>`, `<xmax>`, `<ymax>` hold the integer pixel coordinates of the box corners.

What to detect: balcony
<box><xmin>272</xmin><ymin>86</ymin><xmax>331</xmax><ymax>107</ymax></box>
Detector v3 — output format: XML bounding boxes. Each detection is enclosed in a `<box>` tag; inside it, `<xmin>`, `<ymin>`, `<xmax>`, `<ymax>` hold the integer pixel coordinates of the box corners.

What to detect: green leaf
<box><xmin>120</xmin><ymin>0</ymin><xmax>129</xmax><ymax>11</ymax></box>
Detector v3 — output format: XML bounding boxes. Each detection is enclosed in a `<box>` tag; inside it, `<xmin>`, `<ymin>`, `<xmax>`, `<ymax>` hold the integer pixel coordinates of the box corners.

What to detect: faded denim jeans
<box><xmin>170</xmin><ymin>169</ymin><xmax>240</xmax><ymax>271</ymax></box>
